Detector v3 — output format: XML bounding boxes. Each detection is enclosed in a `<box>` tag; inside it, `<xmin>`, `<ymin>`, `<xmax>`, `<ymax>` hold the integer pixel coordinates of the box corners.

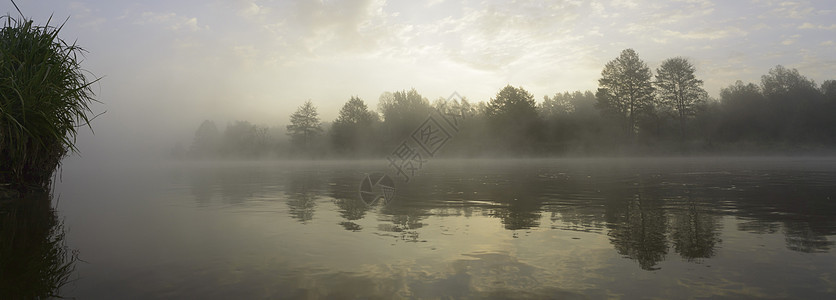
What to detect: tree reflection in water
<box><xmin>285</xmin><ymin>170</ymin><xmax>322</xmax><ymax>223</ymax></box>
<box><xmin>606</xmin><ymin>194</ymin><xmax>669</xmax><ymax>270</ymax></box>
<box><xmin>670</xmin><ymin>196</ymin><xmax>721</xmax><ymax>261</ymax></box>
<box><xmin>179</xmin><ymin>160</ymin><xmax>836</xmax><ymax>272</ymax></box>
<box><xmin>329</xmin><ymin>170</ymin><xmax>371</xmax><ymax>231</ymax></box>
<box><xmin>0</xmin><ymin>192</ymin><xmax>77</xmax><ymax>298</ymax></box>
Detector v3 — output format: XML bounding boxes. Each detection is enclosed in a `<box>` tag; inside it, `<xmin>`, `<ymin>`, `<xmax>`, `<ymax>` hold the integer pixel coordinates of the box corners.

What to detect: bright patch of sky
<box><xmin>7</xmin><ymin>0</ymin><xmax>836</xmax><ymax>154</ymax></box>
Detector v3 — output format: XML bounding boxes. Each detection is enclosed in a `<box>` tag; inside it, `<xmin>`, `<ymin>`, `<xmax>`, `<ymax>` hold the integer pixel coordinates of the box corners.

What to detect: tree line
<box><xmin>180</xmin><ymin>48</ymin><xmax>836</xmax><ymax>158</ymax></box>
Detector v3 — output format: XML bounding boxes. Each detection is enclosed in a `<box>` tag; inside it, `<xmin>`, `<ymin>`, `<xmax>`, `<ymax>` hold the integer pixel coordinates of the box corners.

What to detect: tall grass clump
<box><xmin>0</xmin><ymin>13</ymin><xmax>99</xmax><ymax>191</ymax></box>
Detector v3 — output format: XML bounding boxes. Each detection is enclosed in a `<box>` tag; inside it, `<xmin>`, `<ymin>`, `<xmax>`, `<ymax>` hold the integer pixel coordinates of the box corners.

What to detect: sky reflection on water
<box><xmin>51</xmin><ymin>157</ymin><xmax>836</xmax><ymax>299</ymax></box>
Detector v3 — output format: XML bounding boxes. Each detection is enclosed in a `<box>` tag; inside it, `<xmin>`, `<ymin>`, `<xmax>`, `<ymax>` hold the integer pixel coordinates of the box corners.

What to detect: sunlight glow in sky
<box><xmin>9</xmin><ymin>0</ymin><xmax>836</xmax><ymax>154</ymax></box>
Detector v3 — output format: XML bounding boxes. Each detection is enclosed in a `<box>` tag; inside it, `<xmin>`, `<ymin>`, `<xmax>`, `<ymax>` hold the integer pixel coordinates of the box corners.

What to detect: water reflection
<box><xmin>0</xmin><ymin>192</ymin><xmax>77</xmax><ymax>298</ymax></box>
<box><xmin>606</xmin><ymin>194</ymin><xmax>669</xmax><ymax>270</ymax></box>
<box><xmin>670</xmin><ymin>197</ymin><xmax>722</xmax><ymax>261</ymax></box>
<box><xmin>328</xmin><ymin>170</ymin><xmax>371</xmax><ymax>231</ymax></box>
<box><xmin>181</xmin><ymin>159</ymin><xmax>836</xmax><ymax>271</ymax></box>
<box><xmin>285</xmin><ymin>170</ymin><xmax>322</xmax><ymax>223</ymax></box>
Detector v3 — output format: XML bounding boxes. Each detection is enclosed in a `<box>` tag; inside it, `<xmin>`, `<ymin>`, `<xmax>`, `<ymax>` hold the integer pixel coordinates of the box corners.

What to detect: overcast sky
<box><xmin>8</xmin><ymin>0</ymin><xmax>836</xmax><ymax>157</ymax></box>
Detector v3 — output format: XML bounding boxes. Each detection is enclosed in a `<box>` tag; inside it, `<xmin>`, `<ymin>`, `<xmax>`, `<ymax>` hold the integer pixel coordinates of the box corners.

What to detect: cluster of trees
<box><xmin>183</xmin><ymin>48</ymin><xmax>836</xmax><ymax>158</ymax></box>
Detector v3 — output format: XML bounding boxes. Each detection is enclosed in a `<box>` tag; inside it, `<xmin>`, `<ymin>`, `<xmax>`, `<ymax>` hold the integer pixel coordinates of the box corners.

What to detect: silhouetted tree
<box><xmin>716</xmin><ymin>80</ymin><xmax>767</xmax><ymax>142</ymax></box>
<box><xmin>654</xmin><ymin>57</ymin><xmax>706</xmax><ymax>139</ymax></box>
<box><xmin>596</xmin><ymin>49</ymin><xmax>654</xmax><ymax>139</ymax></box>
<box><xmin>761</xmin><ymin>65</ymin><xmax>818</xmax><ymax>100</ymax></box>
<box><xmin>540</xmin><ymin>92</ymin><xmax>576</xmax><ymax>118</ymax></box>
<box><xmin>760</xmin><ymin>65</ymin><xmax>825</xmax><ymax>142</ymax></box>
<box><xmin>287</xmin><ymin>100</ymin><xmax>323</xmax><ymax>150</ymax></box>
<box><xmin>434</xmin><ymin>96</ymin><xmax>487</xmax><ymax>156</ymax></box>
<box><xmin>434</xmin><ymin>96</ymin><xmax>478</xmax><ymax>118</ymax></box>
<box><xmin>486</xmin><ymin>85</ymin><xmax>542</xmax><ymax>153</ymax></box>
<box><xmin>378</xmin><ymin>89</ymin><xmax>431</xmax><ymax>145</ymax></box>
<box><xmin>823</xmin><ymin>80</ymin><xmax>836</xmax><ymax>101</ymax></box>
<box><xmin>331</xmin><ymin>96</ymin><xmax>379</xmax><ymax>155</ymax></box>
<box><xmin>539</xmin><ymin>91</ymin><xmax>607</xmax><ymax>152</ymax></box>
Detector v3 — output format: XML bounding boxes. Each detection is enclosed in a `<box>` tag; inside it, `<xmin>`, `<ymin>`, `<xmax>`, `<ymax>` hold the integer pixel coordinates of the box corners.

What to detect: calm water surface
<box><xmin>51</xmin><ymin>157</ymin><xmax>836</xmax><ymax>299</ymax></box>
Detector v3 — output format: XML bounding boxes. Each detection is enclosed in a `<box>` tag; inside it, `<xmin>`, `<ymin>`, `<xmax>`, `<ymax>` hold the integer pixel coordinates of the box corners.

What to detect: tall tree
<box><xmin>761</xmin><ymin>65</ymin><xmax>818</xmax><ymax>100</ymax></box>
<box><xmin>596</xmin><ymin>49</ymin><xmax>654</xmax><ymax>138</ymax></box>
<box><xmin>486</xmin><ymin>85</ymin><xmax>541</xmax><ymax>152</ymax></box>
<box><xmin>716</xmin><ymin>80</ymin><xmax>767</xmax><ymax>141</ymax></box>
<box><xmin>331</xmin><ymin>96</ymin><xmax>379</xmax><ymax>154</ymax></box>
<box><xmin>286</xmin><ymin>100</ymin><xmax>322</xmax><ymax>149</ymax></box>
<box><xmin>654</xmin><ymin>57</ymin><xmax>707</xmax><ymax>139</ymax></box>
<box><xmin>377</xmin><ymin>89</ymin><xmax>431</xmax><ymax>144</ymax></box>
<box><xmin>486</xmin><ymin>85</ymin><xmax>539</xmax><ymax>121</ymax></box>
<box><xmin>378</xmin><ymin>89</ymin><xmax>431</xmax><ymax>124</ymax></box>
<box><xmin>760</xmin><ymin>65</ymin><xmax>823</xmax><ymax>141</ymax></box>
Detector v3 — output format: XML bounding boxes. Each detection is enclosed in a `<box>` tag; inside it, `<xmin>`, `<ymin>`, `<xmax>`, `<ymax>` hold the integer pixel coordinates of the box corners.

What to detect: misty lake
<box><xmin>48</xmin><ymin>157</ymin><xmax>836</xmax><ymax>299</ymax></box>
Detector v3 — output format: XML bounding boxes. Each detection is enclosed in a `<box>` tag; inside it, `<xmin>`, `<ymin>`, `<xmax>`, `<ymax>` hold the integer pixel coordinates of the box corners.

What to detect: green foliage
<box><xmin>596</xmin><ymin>49</ymin><xmax>654</xmax><ymax>137</ymax></box>
<box><xmin>0</xmin><ymin>15</ymin><xmax>99</xmax><ymax>190</ymax></box>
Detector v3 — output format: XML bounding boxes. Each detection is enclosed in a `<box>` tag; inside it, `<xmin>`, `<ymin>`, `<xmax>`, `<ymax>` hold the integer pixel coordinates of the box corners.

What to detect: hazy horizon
<box><xmin>8</xmin><ymin>0</ymin><xmax>836</xmax><ymax>161</ymax></box>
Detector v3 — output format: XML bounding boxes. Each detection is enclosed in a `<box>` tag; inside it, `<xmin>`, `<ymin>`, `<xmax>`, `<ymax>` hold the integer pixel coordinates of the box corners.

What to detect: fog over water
<box><xmin>46</xmin><ymin>157</ymin><xmax>836</xmax><ymax>298</ymax></box>
<box><xmin>4</xmin><ymin>0</ymin><xmax>836</xmax><ymax>299</ymax></box>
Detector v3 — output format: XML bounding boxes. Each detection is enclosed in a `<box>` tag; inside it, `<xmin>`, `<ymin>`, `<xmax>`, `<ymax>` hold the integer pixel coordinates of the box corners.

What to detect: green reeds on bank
<box><xmin>0</xmin><ymin>13</ymin><xmax>99</xmax><ymax>191</ymax></box>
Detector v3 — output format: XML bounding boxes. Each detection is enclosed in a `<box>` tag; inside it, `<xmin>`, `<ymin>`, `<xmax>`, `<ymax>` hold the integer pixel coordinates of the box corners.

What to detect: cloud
<box><xmin>137</xmin><ymin>11</ymin><xmax>208</xmax><ymax>32</ymax></box>
<box><xmin>797</xmin><ymin>22</ymin><xmax>836</xmax><ymax>30</ymax></box>
<box><xmin>751</xmin><ymin>23</ymin><xmax>771</xmax><ymax>30</ymax></box>
<box><xmin>759</xmin><ymin>0</ymin><xmax>815</xmax><ymax>19</ymax></box>
<box><xmin>68</xmin><ymin>1</ymin><xmax>106</xmax><ymax>29</ymax></box>
<box><xmin>611</xmin><ymin>0</ymin><xmax>639</xmax><ymax>9</ymax></box>
<box><xmin>238</xmin><ymin>2</ymin><xmax>269</xmax><ymax>18</ymax></box>
<box><xmin>661</xmin><ymin>26</ymin><xmax>748</xmax><ymax>40</ymax></box>
<box><xmin>435</xmin><ymin>0</ymin><xmax>584</xmax><ymax>70</ymax></box>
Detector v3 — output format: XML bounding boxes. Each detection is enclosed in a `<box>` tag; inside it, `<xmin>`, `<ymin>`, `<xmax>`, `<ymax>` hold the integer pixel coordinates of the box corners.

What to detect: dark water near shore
<box><xmin>38</xmin><ymin>157</ymin><xmax>836</xmax><ymax>298</ymax></box>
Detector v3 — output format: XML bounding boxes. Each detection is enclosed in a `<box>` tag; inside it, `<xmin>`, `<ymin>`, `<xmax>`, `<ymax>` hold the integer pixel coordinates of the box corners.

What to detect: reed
<box><xmin>0</xmin><ymin>13</ymin><xmax>99</xmax><ymax>191</ymax></box>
